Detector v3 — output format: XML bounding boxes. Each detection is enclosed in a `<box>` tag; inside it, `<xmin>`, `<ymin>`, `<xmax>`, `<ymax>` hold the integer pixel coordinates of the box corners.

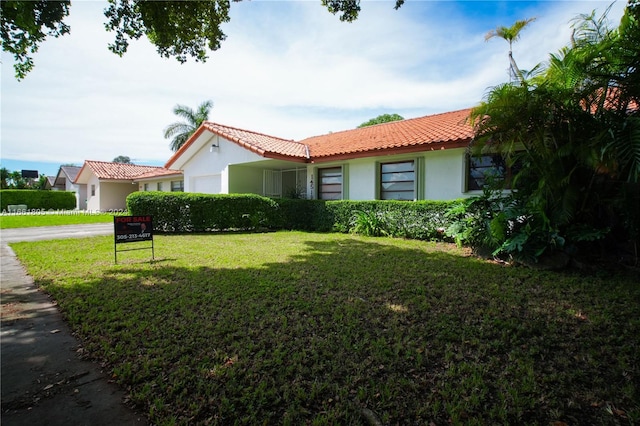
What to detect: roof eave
<box><xmin>164</xmin><ymin>125</ymin><xmax>209</xmax><ymax>169</ymax></box>
<box><xmin>309</xmin><ymin>139</ymin><xmax>471</xmax><ymax>163</ymax></box>
<box><xmin>262</xmin><ymin>152</ymin><xmax>309</xmax><ymax>163</ymax></box>
<box><xmin>134</xmin><ymin>173</ymin><xmax>184</xmax><ymax>182</ymax></box>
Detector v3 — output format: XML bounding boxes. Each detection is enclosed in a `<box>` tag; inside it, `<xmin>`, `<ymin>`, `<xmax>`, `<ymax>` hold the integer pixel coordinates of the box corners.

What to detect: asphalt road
<box><xmin>0</xmin><ymin>223</ymin><xmax>113</xmax><ymax>243</ymax></box>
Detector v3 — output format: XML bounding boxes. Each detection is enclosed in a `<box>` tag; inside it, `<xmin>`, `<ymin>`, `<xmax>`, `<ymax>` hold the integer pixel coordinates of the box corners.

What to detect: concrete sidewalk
<box><xmin>1</xmin><ymin>227</ymin><xmax>146</xmax><ymax>425</ymax></box>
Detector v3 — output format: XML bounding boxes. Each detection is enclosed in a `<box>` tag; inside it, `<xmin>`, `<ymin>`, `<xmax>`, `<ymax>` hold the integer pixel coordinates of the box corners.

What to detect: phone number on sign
<box><xmin>116</xmin><ymin>233</ymin><xmax>152</xmax><ymax>241</ymax></box>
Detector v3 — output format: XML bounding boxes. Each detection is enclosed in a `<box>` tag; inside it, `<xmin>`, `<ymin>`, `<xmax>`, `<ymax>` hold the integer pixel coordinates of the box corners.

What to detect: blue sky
<box><xmin>0</xmin><ymin>0</ymin><xmax>626</xmax><ymax>177</ymax></box>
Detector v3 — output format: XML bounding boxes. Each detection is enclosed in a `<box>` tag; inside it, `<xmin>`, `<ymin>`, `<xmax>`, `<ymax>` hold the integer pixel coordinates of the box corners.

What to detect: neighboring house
<box><xmin>74</xmin><ymin>160</ymin><xmax>183</xmax><ymax>211</ymax></box>
<box><xmin>43</xmin><ymin>176</ymin><xmax>56</xmax><ymax>190</ymax></box>
<box><xmin>134</xmin><ymin>168</ymin><xmax>185</xmax><ymax>193</ymax></box>
<box><xmin>52</xmin><ymin>166</ymin><xmax>87</xmax><ymax>209</ymax></box>
<box><xmin>164</xmin><ymin>108</ymin><xmax>494</xmax><ymax>201</ymax></box>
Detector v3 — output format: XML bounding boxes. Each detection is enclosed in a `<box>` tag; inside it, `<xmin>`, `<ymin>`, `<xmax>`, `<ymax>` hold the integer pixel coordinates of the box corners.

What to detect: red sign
<box><xmin>114</xmin><ymin>216</ymin><xmax>153</xmax><ymax>244</ymax></box>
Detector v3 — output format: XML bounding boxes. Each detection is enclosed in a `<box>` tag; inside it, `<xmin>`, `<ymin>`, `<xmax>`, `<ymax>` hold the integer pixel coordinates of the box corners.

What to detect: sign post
<box><xmin>113</xmin><ymin>215</ymin><xmax>154</xmax><ymax>263</ymax></box>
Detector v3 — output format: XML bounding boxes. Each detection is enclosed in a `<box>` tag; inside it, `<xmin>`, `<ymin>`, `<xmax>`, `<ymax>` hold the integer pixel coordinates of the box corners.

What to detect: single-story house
<box><xmin>74</xmin><ymin>160</ymin><xmax>183</xmax><ymax>211</ymax></box>
<box><xmin>164</xmin><ymin>108</ymin><xmax>499</xmax><ymax>201</ymax></box>
<box><xmin>52</xmin><ymin>166</ymin><xmax>87</xmax><ymax>209</ymax></box>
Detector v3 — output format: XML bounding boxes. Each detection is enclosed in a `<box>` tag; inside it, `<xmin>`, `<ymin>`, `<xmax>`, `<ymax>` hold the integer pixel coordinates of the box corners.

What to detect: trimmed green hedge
<box><xmin>127</xmin><ymin>192</ymin><xmax>461</xmax><ymax>240</ymax></box>
<box><xmin>1</xmin><ymin>190</ymin><xmax>76</xmax><ymax>211</ymax></box>
<box><xmin>127</xmin><ymin>192</ymin><xmax>280</xmax><ymax>232</ymax></box>
<box><xmin>275</xmin><ymin>199</ymin><xmax>459</xmax><ymax>238</ymax></box>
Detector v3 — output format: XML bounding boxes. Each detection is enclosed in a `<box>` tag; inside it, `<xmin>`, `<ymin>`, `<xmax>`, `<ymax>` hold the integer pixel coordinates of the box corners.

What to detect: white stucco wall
<box><xmin>182</xmin><ymin>136</ymin><xmax>266</xmax><ymax>194</ymax></box>
<box><xmin>85</xmin><ymin>175</ymin><xmax>101</xmax><ymax>211</ymax></box>
<box><xmin>178</xmin><ymin>129</ymin><xmax>472</xmax><ymax>201</ymax></box>
<box><xmin>62</xmin><ymin>179</ymin><xmax>87</xmax><ymax>210</ymax></box>
<box><xmin>424</xmin><ymin>148</ymin><xmax>468</xmax><ymax>200</ymax></box>
<box><xmin>138</xmin><ymin>177</ymin><xmax>183</xmax><ymax>192</ymax></box>
<box><xmin>308</xmin><ymin>148</ymin><xmax>470</xmax><ymax>201</ymax></box>
<box><xmin>100</xmin><ymin>182</ymin><xmax>138</xmax><ymax>211</ymax></box>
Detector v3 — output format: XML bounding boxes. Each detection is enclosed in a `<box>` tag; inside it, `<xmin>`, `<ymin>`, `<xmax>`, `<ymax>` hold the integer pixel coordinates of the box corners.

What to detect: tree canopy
<box><xmin>112</xmin><ymin>155</ymin><xmax>132</xmax><ymax>163</ymax></box>
<box><xmin>357</xmin><ymin>113</ymin><xmax>404</xmax><ymax>128</ymax></box>
<box><xmin>1</xmin><ymin>0</ymin><xmax>405</xmax><ymax>80</ymax></box>
<box><xmin>0</xmin><ymin>167</ymin><xmax>47</xmax><ymax>189</ymax></box>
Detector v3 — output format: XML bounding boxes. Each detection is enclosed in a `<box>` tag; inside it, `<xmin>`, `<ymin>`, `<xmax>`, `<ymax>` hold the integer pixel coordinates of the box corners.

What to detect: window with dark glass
<box><xmin>380</xmin><ymin>161</ymin><xmax>415</xmax><ymax>200</ymax></box>
<box><xmin>467</xmin><ymin>154</ymin><xmax>517</xmax><ymax>191</ymax></box>
<box><xmin>318</xmin><ymin>167</ymin><xmax>342</xmax><ymax>200</ymax></box>
<box><xmin>171</xmin><ymin>180</ymin><xmax>184</xmax><ymax>192</ymax></box>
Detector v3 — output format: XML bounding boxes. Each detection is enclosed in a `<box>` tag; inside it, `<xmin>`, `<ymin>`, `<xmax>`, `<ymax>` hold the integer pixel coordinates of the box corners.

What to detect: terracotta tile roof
<box><xmin>76</xmin><ymin>160</ymin><xmax>181</xmax><ymax>182</ymax></box>
<box><xmin>202</xmin><ymin>123</ymin><xmax>309</xmax><ymax>160</ymax></box>
<box><xmin>301</xmin><ymin>108</ymin><xmax>473</xmax><ymax>161</ymax></box>
<box><xmin>134</xmin><ymin>168</ymin><xmax>183</xmax><ymax>181</ymax></box>
<box><xmin>165</xmin><ymin>109</ymin><xmax>474</xmax><ymax>167</ymax></box>
<box><xmin>165</xmin><ymin>122</ymin><xmax>308</xmax><ymax>167</ymax></box>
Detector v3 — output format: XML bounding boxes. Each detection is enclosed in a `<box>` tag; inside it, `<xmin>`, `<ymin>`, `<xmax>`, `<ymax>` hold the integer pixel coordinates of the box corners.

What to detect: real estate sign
<box><xmin>113</xmin><ymin>215</ymin><xmax>154</xmax><ymax>263</ymax></box>
<box><xmin>114</xmin><ymin>215</ymin><xmax>153</xmax><ymax>243</ymax></box>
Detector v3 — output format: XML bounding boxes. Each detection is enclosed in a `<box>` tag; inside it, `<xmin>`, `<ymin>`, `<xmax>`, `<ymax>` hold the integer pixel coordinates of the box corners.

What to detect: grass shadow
<box><xmin>9</xmin><ymin>233</ymin><xmax>640</xmax><ymax>425</ymax></box>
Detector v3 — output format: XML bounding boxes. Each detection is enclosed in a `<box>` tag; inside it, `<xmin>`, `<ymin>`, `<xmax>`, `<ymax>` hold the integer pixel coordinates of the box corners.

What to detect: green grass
<box><xmin>9</xmin><ymin>232</ymin><xmax>640</xmax><ymax>425</ymax></box>
<box><xmin>0</xmin><ymin>212</ymin><xmax>117</xmax><ymax>229</ymax></box>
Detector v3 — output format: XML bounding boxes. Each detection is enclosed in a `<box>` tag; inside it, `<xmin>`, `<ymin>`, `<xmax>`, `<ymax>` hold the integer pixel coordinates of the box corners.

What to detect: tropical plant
<box><xmin>350</xmin><ymin>210</ymin><xmax>388</xmax><ymax>237</ymax></box>
<box><xmin>164</xmin><ymin>100</ymin><xmax>213</xmax><ymax>152</ymax></box>
<box><xmin>469</xmin><ymin>1</ymin><xmax>639</xmax><ymax>265</ymax></box>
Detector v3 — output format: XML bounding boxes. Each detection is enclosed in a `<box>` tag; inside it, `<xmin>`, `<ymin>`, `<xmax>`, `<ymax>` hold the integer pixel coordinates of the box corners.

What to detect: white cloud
<box><xmin>0</xmin><ymin>0</ymin><xmax>627</xmax><ymax>167</ymax></box>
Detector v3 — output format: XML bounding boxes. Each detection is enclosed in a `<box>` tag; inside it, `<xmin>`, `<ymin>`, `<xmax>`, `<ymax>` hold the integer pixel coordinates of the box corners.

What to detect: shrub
<box><xmin>127</xmin><ymin>192</ymin><xmax>280</xmax><ymax>232</ymax></box>
<box><xmin>0</xmin><ymin>190</ymin><xmax>76</xmax><ymax>211</ymax></box>
<box><xmin>444</xmin><ymin>188</ymin><xmax>609</xmax><ymax>265</ymax></box>
<box><xmin>128</xmin><ymin>193</ymin><xmax>460</xmax><ymax>241</ymax></box>
<box><xmin>273</xmin><ymin>199</ymin><xmax>335</xmax><ymax>232</ymax></box>
<box><xmin>335</xmin><ymin>200</ymin><xmax>457</xmax><ymax>240</ymax></box>
<box><xmin>278</xmin><ymin>199</ymin><xmax>459</xmax><ymax>240</ymax></box>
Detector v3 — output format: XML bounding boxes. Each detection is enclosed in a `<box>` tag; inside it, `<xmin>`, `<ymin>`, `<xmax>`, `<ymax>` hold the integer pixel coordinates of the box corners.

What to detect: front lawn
<box><xmin>9</xmin><ymin>232</ymin><xmax>640</xmax><ymax>425</ymax></box>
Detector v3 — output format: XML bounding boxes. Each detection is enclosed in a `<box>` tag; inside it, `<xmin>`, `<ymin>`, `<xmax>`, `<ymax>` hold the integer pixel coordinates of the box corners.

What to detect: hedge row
<box><xmin>127</xmin><ymin>192</ymin><xmax>461</xmax><ymax>240</ymax></box>
<box><xmin>127</xmin><ymin>192</ymin><xmax>280</xmax><ymax>232</ymax></box>
<box><xmin>0</xmin><ymin>190</ymin><xmax>76</xmax><ymax>211</ymax></box>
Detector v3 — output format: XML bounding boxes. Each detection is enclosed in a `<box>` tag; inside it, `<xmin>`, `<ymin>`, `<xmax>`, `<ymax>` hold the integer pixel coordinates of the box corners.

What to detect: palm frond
<box><xmin>165</xmin><ymin>100</ymin><xmax>214</xmax><ymax>152</ymax></box>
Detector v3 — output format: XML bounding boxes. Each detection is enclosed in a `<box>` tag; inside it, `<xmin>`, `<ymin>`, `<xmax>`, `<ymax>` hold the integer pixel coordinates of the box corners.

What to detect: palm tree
<box><xmin>485</xmin><ymin>17</ymin><xmax>536</xmax><ymax>84</ymax></box>
<box><xmin>472</xmin><ymin>3</ymin><xmax>639</xmax><ymax>262</ymax></box>
<box><xmin>164</xmin><ymin>100</ymin><xmax>213</xmax><ymax>152</ymax></box>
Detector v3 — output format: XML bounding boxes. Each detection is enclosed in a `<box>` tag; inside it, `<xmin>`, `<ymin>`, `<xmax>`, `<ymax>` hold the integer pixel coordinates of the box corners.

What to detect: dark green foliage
<box><xmin>357</xmin><ymin>113</ymin><xmax>404</xmax><ymax>128</ymax></box>
<box><xmin>330</xmin><ymin>200</ymin><xmax>456</xmax><ymax>240</ymax></box>
<box><xmin>273</xmin><ymin>198</ymin><xmax>336</xmax><ymax>232</ymax></box>
<box><xmin>322</xmin><ymin>0</ymin><xmax>404</xmax><ymax>22</ymax></box>
<box><xmin>104</xmin><ymin>1</ymin><xmax>231</xmax><ymax>63</ymax></box>
<box><xmin>112</xmin><ymin>155</ymin><xmax>131</xmax><ymax>163</ymax></box>
<box><xmin>3</xmin><ymin>0</ymin><xmax>407</xmax><ymax>80</ymax></box>
<box><xmin>0</xmin><ymin>189</ymin><xmax>76</xmax><ymax>211</ymax></box>
<box><xmin>276</xmin><ymin>199</ymin><xmax>457</xmax><ymax>238</ymax></box>
<box><xmin>0</xmin><ymin>0</ymin><xmax>70</xmax><ymax>79</ymax></box>
<box><xmin>126</xmin><ymin>192</ymin><xmax>280</xmax><ymax>232</ymax></box>
<box><xmin>134</xmin><ymin>194</ymin><xmax>459</xmax><ymax>239</ymax></box>
<box><xmin>469</xmin><ymin>2</ymin><xmax>640</xmax><ymax>265</ymax></box>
